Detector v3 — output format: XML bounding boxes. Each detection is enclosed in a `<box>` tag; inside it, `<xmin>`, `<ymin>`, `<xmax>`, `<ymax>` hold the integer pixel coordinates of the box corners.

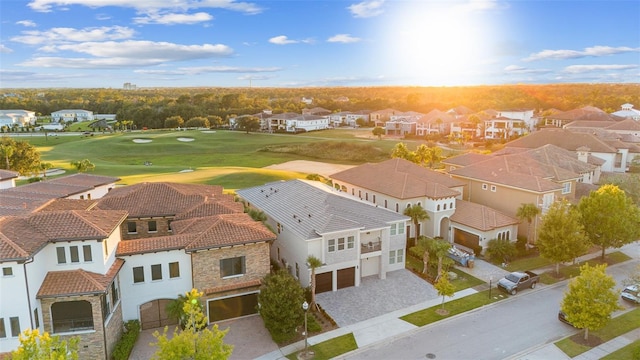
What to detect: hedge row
<box><xmin>112</xmin><ymin>320</ymin><xmax>141</xmax><ymax>360</ymax></box>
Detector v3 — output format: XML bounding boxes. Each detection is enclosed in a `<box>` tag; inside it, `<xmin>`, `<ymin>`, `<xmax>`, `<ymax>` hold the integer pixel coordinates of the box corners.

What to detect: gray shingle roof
<box><xmin>236</xmin><ymin>180</ymin><xmax>409</xmax><ymax>240</ymax></box>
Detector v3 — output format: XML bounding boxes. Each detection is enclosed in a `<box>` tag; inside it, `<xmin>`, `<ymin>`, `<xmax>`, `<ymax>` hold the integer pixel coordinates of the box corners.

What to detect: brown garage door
<box><xmin>316</xmin><ymin>272</ymin><xmax>333</xmax><ymax>294</ymax></box>
<box><xmin>337</xmin><ymin>267</ymin><xmax>355</xmax><ymax>289</ymax></box>
<box><xmin>139</xmin><ymin>299</ymin><xmax>177</xmax><ymax>330</ymax></box>
<box><xmin>208</xmin><ymin>293</ymin><xmax>259</xmax><ymax>323</ymax></box>
<box><xmin>454</xmin><ymin>228</ymin><xmax>480</xmax><ymax>250</ymax></box>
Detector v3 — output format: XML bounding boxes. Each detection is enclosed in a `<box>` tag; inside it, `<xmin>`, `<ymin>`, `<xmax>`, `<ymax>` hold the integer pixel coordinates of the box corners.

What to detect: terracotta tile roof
<box><xmin>37</xmin><ymin>198</ymin><xmax>98</xmax><ymax>212</ymax></box>
<box><xmin>203</xmin><ymin>279</ymin><xmax>261</xmax><ymax>295</ymax></box>
<box><xmin>449</xmin><ymin>154</ymin><xmax>570</xmax><ymax>192</ymax></box>
<box><xmin>450</xmin><ymin>200</ymin><xmax>519</xmax><ymax>231</ymax></box>
<box><xmin>116</xmin><ymin>213</ymin><xmax>275</xmax><ymax>256</ymax></box>
<box><xmin>495</xmin><ymin>144</ymin><xmax>598</xmax><ymax>175</ymax></box>
<box><xmin>505</xmin><ymin>128</ymin><xmax>618</xmax><ymax>153</ymax></box>
<box><xmin>0</xmin><ymin>173</ymin><xmax>119</xmax><ymax>215</ymax></box>
<box><xmin>37</xmin><ymin>258</ymin><xmax>124</xmax><ymax>298</ymax></box>
<box><xmin>417</xmin><ymin>109</ymin><xmax>457</xmax><ymax>124</ymax></box>
<box><xmin>549</xmin><ymin>106</ymin><xmax>622</xmax><ymax>122</ymax></box>
<box><xmin>0</xmin><ymin>170</ymin><xmax>19</xmax><ymax>180</ymax></box>
<box><xmin>0</xmin><ymin>210</ymin><xmax>127</xmax><ymax>261</ymax></box>
<box><xmin>330</xmin><ymin>158</ymin><xmax>464</xmax><ymax>200</ymax></box>
<box><xmin>96</xmin><ymin>182</ymin><xmax>224</xmax><ymax>218</ymax></box>
<box><xmin>442</xmin><ymin>153</ymin><xmax>492</xmax><ymax>167</ymax></box>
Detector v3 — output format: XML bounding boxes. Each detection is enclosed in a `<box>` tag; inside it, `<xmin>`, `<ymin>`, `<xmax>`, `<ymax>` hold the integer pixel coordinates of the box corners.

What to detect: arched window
<box><xmin>437</xmin><ymin>204</ymin><xmax>440</xmax><ymax>211</ymax></box>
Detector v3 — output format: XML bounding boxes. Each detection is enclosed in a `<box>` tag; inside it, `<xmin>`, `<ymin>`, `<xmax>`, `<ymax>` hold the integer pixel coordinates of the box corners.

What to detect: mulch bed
<box><xmin>569</xmin><ymin>333</ymin><xmax>603</xmax><ymax>348</ymax></box>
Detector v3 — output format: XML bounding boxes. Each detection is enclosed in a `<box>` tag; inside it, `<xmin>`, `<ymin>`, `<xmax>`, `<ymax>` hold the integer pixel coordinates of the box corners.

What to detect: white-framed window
<box><xmin>490</xmin><ymin>185</ymin><xmax>497</xmax><ymax>192</ymax></box>
<box><xmin>220</xmin><ymin>256</ymin><xmax>246</xmax><ymax>278</ymax></box>
<box><xmin>148</xmin><ymin>220</ymin><xmax>157</xmax><ymax>233</ymax></box>
<box><xmin>83</xmin><ymin>245</ymin><xmax>92</xmax><ymax>262</ymax></box>
<box><xmin>151</xmin><ymin>264</ymin><xmax>162</xmax><ymax>281</ymax></box>
<box><xmin>133</xmin><ymin>266</ymin><xmax>144</xmax><ymax>283</ymax></box>
<box><xmin>70</xmin><ymin>246</ymin><xmax>80</xmax><ymax>263</ymax></box>
<box><xmin>482</xmin><ymin>183</ymin><xmax>488</xmax><ymax>190</ymax></box>
<box><xmin>396</xmin><ymin>249</ymin><xmax>404</xmax><ymax>263</ymax></box>
<box><xmin>127</xmin><ymin>221</ymin><xmax>137</xmax><ymax>234</ymax></box>
<box><xmin>56</xmin><ymin>247</ymin><xmax>66</xmax><ymax>264</ymax></box>
<box><xmin>562</xmin><ymin>182</ymin><xmax>571</xmax><ymax>194</ymax></box>
<box><xmin>2</xmin><ymin>267</ymin><xmax>13</xmax><ymax>276</ymax></box>
<box><xmin>338</xmin><ymin>237</ymin><xmax>345</xmax><ymax>251</ymax></box>
<box><xmin>169</xmin><ymin>262</ymin><xmax>180</xmax><ymax>278</ymax></box>
<box><xmin>390</xmin><ymin>223</ymin><xmax>397</xmax><ymax>236</ymax></box>
<box><xmin>389</xmin><ymin>250</ymin><xmax>396</xmax><ymax>264</ymax></box>
<box><xmin>328</xmin><ymin>239</ymin><xmax>336</xmax><ymax>252</ymax></box>
<box><xmin>347</xmin><ymin>236</ymin><xmax>355</xmax><ymax>249</ymax></box>
<box><xmin>398</xmin><ymin>222</ymin><xmax>405</xmax><ymax>234</ymax></box>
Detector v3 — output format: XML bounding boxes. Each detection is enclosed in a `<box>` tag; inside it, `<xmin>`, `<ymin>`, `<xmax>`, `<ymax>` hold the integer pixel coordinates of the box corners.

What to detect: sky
<box><xmin>0</xmin><ymin>0</ymin><xmax>639</xmax><ymax>89</ymax></box>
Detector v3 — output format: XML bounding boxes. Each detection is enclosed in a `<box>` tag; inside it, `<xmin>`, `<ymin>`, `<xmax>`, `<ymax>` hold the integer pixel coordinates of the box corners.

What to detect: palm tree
<box><xmin>516</xmin><ymin>203</ymin><xmax>541</xmax><ymax>246</ymax></box>
<box><xmin>0</xmin><ymin>143</ymin><xmax>14</xmax><ymax>170</ymax></box>
<box><xmin>404</xmin><ymin>204</ymin><xmax>430</xmax><ymax>246</ymax></box>
<box><xmin>306</xmin><ymin>255</ymin><xmax>322</xmax><ymax>312</ymax></box>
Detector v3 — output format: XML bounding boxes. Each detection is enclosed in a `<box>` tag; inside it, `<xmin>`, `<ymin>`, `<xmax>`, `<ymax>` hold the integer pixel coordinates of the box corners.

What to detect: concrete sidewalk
<box><xmin>258</xmin><ymin>241</ymin><xmax>639</xmax><ymax>360</ymax></box>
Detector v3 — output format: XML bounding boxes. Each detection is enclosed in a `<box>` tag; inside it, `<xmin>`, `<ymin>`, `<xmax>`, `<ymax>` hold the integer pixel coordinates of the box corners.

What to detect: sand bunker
<box><xmin>179</xmin><ymin>169</ymin><xmax>194</xmax><ymax>173</ymax></box>
<box><xmin>133</xmin><ymin>139</ymin><xmax>152</xmax><ymax>143</ymax></box>
<box><xmin>201</xmin><ymin>130</ymin><xmax>216</xmax><ymax>134</ymax></box>
<box><xmin>177</xmin><ymin>137</ymin><xmax>195</xmax><ymax>142</ymax></box>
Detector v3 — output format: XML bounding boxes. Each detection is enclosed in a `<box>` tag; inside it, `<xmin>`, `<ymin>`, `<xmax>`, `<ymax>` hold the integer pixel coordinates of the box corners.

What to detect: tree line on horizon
<box><xmin>1</xmin><ymin>84</ymin><xmax>638</xmax><ymax>131</ymax></box>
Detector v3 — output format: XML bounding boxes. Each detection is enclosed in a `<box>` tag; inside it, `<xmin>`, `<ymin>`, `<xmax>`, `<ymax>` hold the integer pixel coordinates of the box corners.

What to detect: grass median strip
<box><xmin>285</xmin><ymin>333</ymin><xmax>357</xmax><ymax>360</ymax></box>
<box><xmin>555</xmin><ymin>307</ymin><xmax>640</xmax><ymax>358</ymax></box>
<box><xmin>400</xmin><ymin>290</ymin><xmax>506</xmax><ymax>327</ymax></box>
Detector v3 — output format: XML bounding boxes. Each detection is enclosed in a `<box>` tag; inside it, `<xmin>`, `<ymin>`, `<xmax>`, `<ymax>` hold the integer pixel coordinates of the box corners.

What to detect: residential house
<box><xmin>330</xmin><ymin>158</ymin><xmax>518</xmax><ymax>253</ymax></box>
<box><xmin>0</xmin><ymin>170</ymin><xmax>18</xmax><ymax>190</ymax></box>
<box><xmin>264</xmin><ymin>113</ymin><xmax>330</xmax><ymax>133</ymax></box>
<box><xmin>505</xmin><ymin>128</ymin><xmax>633</xmax><ymax>172</ymax></box>
<box><xmin>0</xmin><ymin>110</ymin><xmax>37</xmax><ymax>128</ymax></box>
<box><xmin>544</xmin><ymin>106</ymin><xmax>622</xmax><ymax>128</ymax></box>
<box><xmin>302</xmin><ymin>107</ymin><xmax>331</xmax><ymax>116</ymax></box>
<box><xmin>612</xmin><ymin>103</ymin><xmax>640</xmax><ymax>121</ymax></box>
<box><xmin>496</xmin><ymin>109</ymin><xmax>535</xmax><ymax>131</ymax></box>
<box><xmin>0</xmin><ymin>178</ymin><xmax>274</xmax><ymax>357</ymax></box>
<box><xmin>444</xmin><ymin>151</ymin><xmax>583</xmax><ymax>243</ymax></box>
<box><xmin>236</xmin><ymin>180</ymin><xmax>409</xmax><ymax>293</ymax></box>
<box><xmin>484</xmin><ymin>116</ymin><xmax>526</xmax><ymax>140</ymax></box>
<box><xmin>327</xmin><ymin>111</ymin><xmax>351</xmax><ymax>128</ymax></box>
<box><xmin>330</xmin><ymin>158</ymin><xmax>464</xmax><ymax>240</ymax></box>
<box><xmin>51</xmin><ymin>110</ymin><xmax>95</xmax><ymax>123</ymax></box>
<box><xmin>370</xmin><ymin>108</ymin><xmax>399</xmax><ymax>127</ymax></box>
<box><xmin>416</xmin><ymin>110</ymin><xmax>456</xmax><ymax>136</ymax></box>
<box><xmin>384</xmin><ymin>111</ymin><xmax>423</xmax><ymax>136</ymax></box>
<box><xmin>345</xmin><ymin>111</ymin><xmax>371</xmax><ymax>127</ymax></box>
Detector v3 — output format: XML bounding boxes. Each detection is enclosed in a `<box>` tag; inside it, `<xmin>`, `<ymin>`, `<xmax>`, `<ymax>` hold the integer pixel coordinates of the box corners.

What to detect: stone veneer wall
<box><xmin>40</xmin><ymin>295</ymin><xmax>106</xmax><ymax>360</ymax></box>
<box><xmin>104</xmin><ymin>302</ymin><xmax>124</xmax><ymax>359</ymax></box>
<box><xmin>191</xmin><ymin>242</ymin><xmax>270</xmax><ymax>291</ymax></box>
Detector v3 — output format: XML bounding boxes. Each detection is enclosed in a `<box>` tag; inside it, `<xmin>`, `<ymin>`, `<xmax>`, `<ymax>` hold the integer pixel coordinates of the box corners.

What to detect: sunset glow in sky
<box><xmin>0</xmin><ymin>0</ymin><xmax>638</xmax><ymax>88</ymax></box>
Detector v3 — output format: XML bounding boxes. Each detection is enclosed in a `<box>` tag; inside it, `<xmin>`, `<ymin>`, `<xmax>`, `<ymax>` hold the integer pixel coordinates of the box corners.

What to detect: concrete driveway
<box><xmin>129</xmin><ymin>315</ymin><xmax>278</xmax><ymax>360</ymax></box>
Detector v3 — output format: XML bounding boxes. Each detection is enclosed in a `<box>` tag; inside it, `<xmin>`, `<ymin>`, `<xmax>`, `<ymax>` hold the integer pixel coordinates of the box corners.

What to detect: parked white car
<box><xmin>621</xmin><ymin>284</ymin><xmax>640</xmax><ymax>304</ymax></box>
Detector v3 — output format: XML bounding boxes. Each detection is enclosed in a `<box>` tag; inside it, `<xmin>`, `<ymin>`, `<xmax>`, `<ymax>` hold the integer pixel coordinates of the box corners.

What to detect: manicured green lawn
<box><xmin>285</xmin><ymin>333</ymin><xmax>357</xmax><ymax>360</ymax></box>
<box><xmin>555</xmin><ymin>307</ymin><xmax>640</xmax><ymax>357</ymax></box>
<box><xmin>400</xmin><ymin>290</ymin><xmax>507</xmax><ymax>327</ymax></box>
<box><xmin>601</xmin><ymin>339</ymin><xmax>640</xmax><ymax>360</ymax></box>
<box><xmin>539</xmin><ymin>251</ymin><xmax>631</xmax><ymax>285</ymax></box>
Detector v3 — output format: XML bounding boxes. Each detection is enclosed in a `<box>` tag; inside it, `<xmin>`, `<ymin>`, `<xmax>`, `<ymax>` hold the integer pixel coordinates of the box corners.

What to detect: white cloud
<box><xmin>327</xmin><ymin>34</ymin><xmax>361</xmax><ymax>43</ymax></box>
<box><xmin>524</xmin><ymin>46</ymin><xmax>640</xmax><ymax>61</ymax></box>
<box><xmin>269</xmin><ymin>36</ymin><xmax>298</xmax><ymax>45</ymax></box>
<box><xmin>348</xmin><ymin>0</ymin><xmax>384</xmax><ymax>18</ymax></box>
<box><xmin>453</xmin><ymin>0</ymin><xmax>502</xmax><ymax>12</ymax></box>
<box><xmin>16</xmin><ymin>20</ymin><xmax>37</xmax><ymax>27</ymax></box>
<box><xmin>19</xmin><ymin>40</ymin><xmax>234</xmax><ymax>69</ymax></box>
<box><xmin>11</xmin><ymin>26</ymin><xmax>135</xmax><ymax>45</ymax></box>
<box><xmin>133</xmin><ymin>12</ymin><xmax>213</xmax><ymax>25</ymax></box>
<box><xmin>135</xmin><ymin>65</ymin><xmax>281</xmax><ymax>75</ymax></box>
<box><xmin>96</xmin><ymin>13</ymin><xmax>111</xmax><ymax>20</ymax></box>
<box><xmin>0</xmin><ymin>44</ymin><xmax>14</xmax><ymax>53</ymax></box>
<box><xmin>504</xmin><ymin>65</ymin><xmax>550</xmax><ymax>74</ymax></box>
<box><xmin>27</xmin><ymin>0</ymin><xmax>263</xmax><ymax>15</ymax></box>
<box><xmin>0</xmin><ymin>69</ymin><xmax>86</xmax><ymax>82</ymax></box>
<box><xmin>563</xmin><ymin>64</ymin><xmax>638</xmax><ymax>74</ymax></box>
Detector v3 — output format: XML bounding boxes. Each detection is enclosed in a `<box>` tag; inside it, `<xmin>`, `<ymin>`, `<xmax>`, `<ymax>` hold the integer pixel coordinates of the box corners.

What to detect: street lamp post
<box><xmin>489</xmin><ymin>276</ymin><xmax>493</xmax><ymax>299</ymax></box>
<box><xmin>302</xmin><ymin>301</ymin><xmax>309</xmax><ymax>355</ymax></box>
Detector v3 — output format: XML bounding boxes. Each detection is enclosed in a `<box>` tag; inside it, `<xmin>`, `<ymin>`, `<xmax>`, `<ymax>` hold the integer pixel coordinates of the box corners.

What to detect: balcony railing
<box><xmin>52</xmin><ymin>318</ymin><xmax>94</xmax><ymax>333</ymax></box>
<box><xmin>361</xmin><ymin>241</ymin><xmax>381</xmax><ymax>254</ymax></box>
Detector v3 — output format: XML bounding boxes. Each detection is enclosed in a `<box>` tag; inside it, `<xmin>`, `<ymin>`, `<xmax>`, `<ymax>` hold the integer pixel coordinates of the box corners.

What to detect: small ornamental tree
<box><xmin>372</xmin><ymin>126</ymin><xmax>385</xmax><ymax>140</ymax></box>
<box><xmin>70</xmin><ymin>159</ymin><xmax>95</xmax><ymax>172</ymax></box>
<box><xmin>257</xmin><ymin>270</ymin><xmax>305</xmax><ymax>343</ymax></box>
<box><xmin>560</xmin><ymin>264</ymin><xmax>622</xmax><ymax>340</ymax></box>
<box><xmin>434</xmin><ymin>270</ymin><xmax>455</xmax><ymax>312</ymax></box>
<box><xmin>151</xmin><ymin>289</ymin><xmax>233</xmax><ymax>360</ymax></box>
<box><xmin>579</xmin><ymin>184</ymin><xmax>640</xmax><ymax>260</ymax></box>
<box><xmin>11</xmin><ymin>328</ymin><xmax>79</xmax><ymax>360</ymax></box>
<box><xmin>537</xmin><ymin>200</ymin><xmax>590</xmax><ymax>275</ymax></box>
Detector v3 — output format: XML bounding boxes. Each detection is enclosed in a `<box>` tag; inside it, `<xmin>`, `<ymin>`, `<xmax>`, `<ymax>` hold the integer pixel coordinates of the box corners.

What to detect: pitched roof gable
<box><xmin>236</xmin><ymin>180</ymin><xmax>409</xmax><ymax>240</ymax></box>
<box><xmin>505</xmin><ymin>128</ymin><xmax>617</xmax><ymax>153</ymax></box>
<box><xmin>450</xmin><ymin>200</ymin><xmax>519</xmax><ymax>231</ymax></box>
<box><xmin>330</xmin><ymin>158</ymin><xmax>463</xmax><ymax>200</ymax></box>
<box><xmin>37</xmin><ymin>258</ymin><xmax>124</xmax><ymax>298</ymax></box>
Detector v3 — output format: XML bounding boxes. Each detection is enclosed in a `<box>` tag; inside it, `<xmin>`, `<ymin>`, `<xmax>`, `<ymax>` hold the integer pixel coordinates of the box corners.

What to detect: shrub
<box><xmin>111</xmin><ymin>320</ymin><xmax>140</xmax><ymax>360</ymax></box>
